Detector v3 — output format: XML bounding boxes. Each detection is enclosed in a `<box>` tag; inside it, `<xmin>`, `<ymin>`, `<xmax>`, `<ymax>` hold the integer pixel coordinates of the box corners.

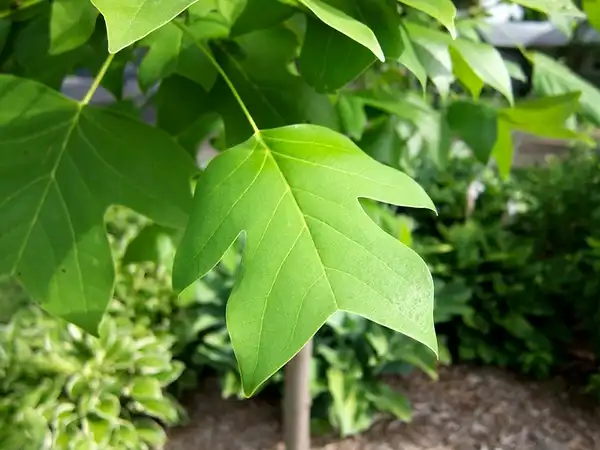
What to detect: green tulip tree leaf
<box><xmin>0</xmin><ymin>75</ymin><xmax>195</xmax><ymax>333</ymax></box>
<box><xmin>397</xmin><ymin>0</ymin><xmax>456</xmax><ymax>37</ymax></box>
<box><xmin>297</xmin><ymin>0</ymin><xmax>385</xmax><ymax>61</ymax></box>
<box><xmin>91</xmin><ymin>0</ymin><xmax>200</xmax><ymax>53</ymax></box>
<box><xmin>173</xmin><ymin>124</ymin><xmax>437</xmax><ymax>395</ymax></box>
<box><xmin>138</xmin><ymin>22</ymin><xmax>218</xmax><ymax>92</ymax></box>
<box><xmin>512</xmin><ymin>0</ymin><xmax>584</xmax><ymax>18</ymax></box>
<box><xmin>298</xmin><ymin>0</ymin><xmax>401</xmax><ymax>92</ymax></box>
<box><xmin>493</xmin><ymin>92</ymin><xmax>584</xmax><ymax>177</ymax></box>
<box><xmin>49</xmin><ymin>0</ymin><xmax>98</xmax><ymax>55</ymax></box>
<box><xmin>397</xmin><ymin>24</ymin><xmax>427</xmax><ymax>92</ymax></box>
<box><xmin>531</xmin><ymin>51</ymin><xmax>600</xmax><ymax>126</ymax></box>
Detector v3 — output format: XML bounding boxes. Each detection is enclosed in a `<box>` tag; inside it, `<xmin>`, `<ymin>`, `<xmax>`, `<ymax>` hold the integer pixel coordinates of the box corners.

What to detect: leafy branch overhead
<box><xmin>0</xmin><ymin>0</ymin><xmax>595</xmax><ymax>396</ymax></box>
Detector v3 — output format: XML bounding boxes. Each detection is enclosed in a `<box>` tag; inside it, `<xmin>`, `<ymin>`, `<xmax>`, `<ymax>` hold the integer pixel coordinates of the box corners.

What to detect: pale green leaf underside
<box><xmin>173</xmin><ymin>124</ymin><xmax>436</xmax><ymax>395</ymax></box>
<box><xmin>298</xmin><ymin>0</ymin><xmax>385</xmax><ymax>61</ymax></box>
<box><xmin>398</xmin><ymin>0</ymin><xmax>456</xmax><ymax>37</ymax></box>
<box><xmin>90</xmin><ymin>0</ymin><xmax>200</xmax><ymax>53</ymax></box>
<box><xmin>512</xmin><ymin>0</ymin><xmax>584</xmax><ymax>17</ymax></box>
<box><xmin>0</xmin><ymin>75</ymin><xmax>195</xmax><ymax>333</ymax></box>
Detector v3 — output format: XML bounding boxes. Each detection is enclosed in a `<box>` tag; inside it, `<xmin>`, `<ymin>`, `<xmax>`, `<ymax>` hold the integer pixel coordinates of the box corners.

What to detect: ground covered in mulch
<box><xmin>167</xmin><ymin>365</ymin><xmax>600</xmax><ymax>450</ymax></box>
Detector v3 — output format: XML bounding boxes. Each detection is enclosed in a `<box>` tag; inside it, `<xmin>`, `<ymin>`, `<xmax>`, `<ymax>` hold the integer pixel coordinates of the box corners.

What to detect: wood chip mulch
<box><xmin>167</xmin><ymin>365</ymin><xmax>600</xmax><ymax>450</ymax></box>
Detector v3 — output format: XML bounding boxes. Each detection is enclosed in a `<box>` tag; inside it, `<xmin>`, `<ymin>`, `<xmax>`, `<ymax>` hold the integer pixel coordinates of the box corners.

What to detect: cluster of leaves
<box><xmin>411</xmin><ymin>148</ymin><xmax>600</xmax><ymax>391</ymax></box>
<box><xmin>1</xmin><ymin>0</ymin><xmax>599</xmax><ymax>398</ymax></box>
<box><xmin>0</xmin><ymin>290</ymin><xmax>184</xmax><ymax>449</ymax></box>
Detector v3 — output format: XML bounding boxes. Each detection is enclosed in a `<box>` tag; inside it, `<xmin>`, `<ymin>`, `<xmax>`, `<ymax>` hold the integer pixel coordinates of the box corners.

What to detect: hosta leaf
<box><xmin>173</xmin><ymin>124</ymin><xmax>436</xmax><ymax>395</ymax></box>
<box><xmin>0</xmin><ymin>76</ymin><xmax>195</xmax><ymax>333</ymax></box>
<box><xmin>397</xmin><ymin>0</ymin><xmax>456</xmax><ymax>37</ymax></box>
<box><xmin>49</xmin><ymin>0</ymin><xmax>98</xmax><ymax>55</ymax></box>
<box><xmin>297</xmin><ymin>0</ymin><xmax>384</xmax><ymax>61</ymax></box>
<box><xmin>299</xmin><ymin>0</ymin><xmax>402</xmax><ymax>92</ymax></box>
<box><xmin>531</xmin><ymin>51</ymin><xmax>600</xmax><ymax>126</ymax></box>
<box><xmin>511</xmin><ymin>0</ymin><xmax>584</xmax><ymax>18</ymax></box>
<box><xmin>91</xmin><ymin>0</ymin><xmax>200</xmax><ymax>53</ymax></box>
<box><xmin>129</xmin><ymin>377</ymin><xmax>162</xmax><ymax>400</ymax></box>
<box><xmin>138</xmin><ymin>22</ymin><xmax>217</xmax><ymax>92</ymax></box>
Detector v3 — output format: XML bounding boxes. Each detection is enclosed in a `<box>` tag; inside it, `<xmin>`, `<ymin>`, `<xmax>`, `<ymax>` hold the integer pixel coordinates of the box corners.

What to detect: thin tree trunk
<box><xmin>283</xmin><ymin>339</ymin><xmax>313</xmax><ymax>450</ymax></box>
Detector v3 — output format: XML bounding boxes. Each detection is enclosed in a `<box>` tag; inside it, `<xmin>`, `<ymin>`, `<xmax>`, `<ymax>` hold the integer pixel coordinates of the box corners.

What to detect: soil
<box><xmin>166</xmin><ymin>365</ymin><xmax>600</xmax><ymax>450</ymax></box>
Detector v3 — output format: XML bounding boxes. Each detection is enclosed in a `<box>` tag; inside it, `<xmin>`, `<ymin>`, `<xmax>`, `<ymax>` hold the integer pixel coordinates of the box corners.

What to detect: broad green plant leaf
<box><xmin>584</xmin><ymin>0</ymin><xmax>600</xmax><ymax>31</ymax></box>
<box><xmin>492</xmin><ymin>92</ymin><xmax>584</xmax><ymax>177</ymax></box>
<box><xmin>297</xmin><ymin>0</ymin><xmax>385</xmax><ymax>61</ymax></box>
<box><xmin>0</xmin><ymin>76</ymin><xmax>195</xmax><ymax>333</ymax></box>
<box><xmin>397</xmin><ymin>24</ymin><xmax>427</xmax><ymax>92</ymax></box>
<box><xmin>91</xmin><ymin>0</ymin><xmax>200</xmax><ymax>53</ymax></box>
<box><xmin>512</xmin><ymin>0</ymin><xmax>584</xmax><ymax>18</ymax></box>
<box><xmin>359</xmin><ymin>116</ymin><xmax>403</xmax><ymax>168</ymax></box>
<box><xmin>49</xmin><ymin>0</ymin><xmax>98</xmax><ymax>55</ymax></box>
<box><xmin>397</xmin><ymin>0</ymin><xmax>456</xmax><ymax>37</ymax></box>
<box><xmin>531</xmin><ymin>51</ymin><xmax>600</xmax><ymax>126</ymax></box>
<box><xmin>230</xmin><ymin>0</ymin><xmax>295</xmax><ymax>36</ymax></box>
<box><xmin>445</xmin><ymin>100</ymin><xmax>498</xmax><ymax>163</ymax></box>
<box><xmin>138</xmin><ymin>22</ymin><xmax>217</xmax><ymax>92</ymax></box>
<box><xmin>173</xmin><ymin>124</ymin><xmax>437</xmax><ymax>395</ymax></box>
<box><xmin>336</xmin><ymin>93</ymin><xmax>367</xmax><ymax>141</ymax></box>
<box><xmin>298</xmin><ymin>0</ymin><xmax>401</xmax><ymax>92</ymax></box>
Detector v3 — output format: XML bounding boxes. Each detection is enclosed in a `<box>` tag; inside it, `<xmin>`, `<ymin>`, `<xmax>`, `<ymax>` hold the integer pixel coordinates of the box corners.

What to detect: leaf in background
<box><xmin>504</xmin><ymin>59</ymin><xmax>527</xmax><ymax>82</ymax></box>
<box><xmin>230</xmin><ymin>0</ymin><xmax>296</xmax><ymax>36</ymax></box>
<box><xmin>91</xmin><ymin>0</ymin><xmax>200</xmax><ymax>53</ymax></box>
<box><xmin>299</xmin><ymin>0</ymin><xmax>402</xmax><ymax>92</ymax></box>
<box><xmin>173</xmin><ymin>125</ymin><xmax>436</xmax><ymax>396</ymax></box>
<box><xmin>397</xmin><ymin>0</ymin><xmax>457</xmax><ymax>37</ymax></box>
<box><xmin>123</xmin><ymin>224</ymin><xmax>182</xmax><ymax>266</ymax></box>
<box><xmin>531</xmin><ymin>51</ymin><xmax>600</xmax><ymax>126</ymax></box>
<box><xmin>512</xmin><ymin>0</ymin><xmax>584</xmax><ymax>18</ymax></box>
<box><xmin>0</xmin><ymin>19</ymin><xmax>9</xmax><ymax>55</ymax></box>
<box><xmin>359</xmin><ymin>116</ymin><xmax>403</xmax><ymax>168</ymax></box>
<box><xmin>138</xmin><ymin>22</ymin><xmax>218</xmax><ymax>92</ymax></box>
<box><xmin>446</xmin><ymin>100</ymin><xmax>498</xmax><ymax>163</ymax></box>
<box><xmin>326</xmin><ymin>367</ymin><xmax>372</xmax><ymax>436</ymax></box>
<box><xmin>493</xmin><ymin>93</ymin><xmax>584</xmax><ymax>177</ymax></box>
<box><xmin>0</xmin><ymin>76</ymin><xmax>195</xmax><ymax>333</ymax></box>
<box><xmin>584</xmin><ymin>0</ymin><xmax>600</xmax><ymax>31</ymax></box>
<box><xmin>450</xmin><ymin>38</ymin><xmax>513</xmax><ymax>104</ymax></box>
<box><xmin>397</xmin><ymin>24</ymin><xmax>427</xmax><ymax>92</ymax></box>
<box><xmin>134</xmin><ymin>418</ymin><xmax>167</xmax><ymax>448</ymax></box>
<box><xmin>406</xmin><ymin>24</ymin><xmax>453</xmax><ymax>99</ymax></box>
<box><xmin>298</xmin><ymin>0</ymin><xmax>385</xmax><ymax>61</ymax></box>
<box><xmin>203</xmin><ymin>26</ymin><xmax>339</xmax><ymax>146</ymax></box>
<box><xmin>336</xmin><ymin>94</ymin><xmax>367</xmax><ymax>140</ymax></box>
<box><xmin>49</xmin><ymin>0</ymin><xmax>98</xmax><ymax>55</ymax></box>
<box><xmin>366</xmin><ymin>384</ymin><xmax>412</xmax><ymax>421</ymax></box>
<box><xmin>360</xmin><ymin>92</ymin><xmax>451</xmax><ymax>166</ymax></box>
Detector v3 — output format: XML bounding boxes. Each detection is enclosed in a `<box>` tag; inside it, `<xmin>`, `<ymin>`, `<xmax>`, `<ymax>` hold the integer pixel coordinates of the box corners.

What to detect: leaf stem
<box><xmin>80</xmin><ymin>53</ymin><xmax>115</xmax><ymax>106</ymax></box>
<box><xmin>174</xmin><ymin>20</ymin><xmax>260</xmax><ymax>135</ymax></box>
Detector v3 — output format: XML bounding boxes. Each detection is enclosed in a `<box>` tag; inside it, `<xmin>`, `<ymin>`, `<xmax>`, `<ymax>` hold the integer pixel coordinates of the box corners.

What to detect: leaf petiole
<box><xmin>80</xmin><ymin>53</ymin><xmax>116</xmax><ymax>106</ymax></box>
<box><xmin>173</xmin><ymin>20</ymin><xmax>261</xmax><ymax>136</ymax></box>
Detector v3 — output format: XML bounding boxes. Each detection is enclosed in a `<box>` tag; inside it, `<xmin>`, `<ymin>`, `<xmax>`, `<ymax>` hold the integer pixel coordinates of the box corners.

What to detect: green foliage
<box><xmin>0</xmin><ymin>0</ymin><xmax>597</xmax><ymax>407</ymax></box>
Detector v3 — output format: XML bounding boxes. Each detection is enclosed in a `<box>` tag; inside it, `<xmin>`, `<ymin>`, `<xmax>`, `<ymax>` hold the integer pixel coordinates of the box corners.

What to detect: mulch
<box><xmin>167</xmin><ymin>365</ymin><xmax>600</xmax><ymax>450</ymax></box>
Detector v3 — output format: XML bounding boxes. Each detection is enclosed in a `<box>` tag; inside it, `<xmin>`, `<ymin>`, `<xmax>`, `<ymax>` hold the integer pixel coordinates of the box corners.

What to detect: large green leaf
<box><xmin>49</xmin><ymin>0</ymin><xmax>98</xmax><ymax>55</ymax></box>
<box><xmin>91</xmin><ymin>0</ymin><xmax>200</xmax><ymax>53</ymax></box>
<box><xmin>299</xmin><ymin>0</ymin><xmax>402</xmax><ymax>92</ymax></box>
<box><xmin>493</xmin><ymin>93</ymin><xmax>583</xmax><ymax>177</ymax></box>
<box><xmin>173</xmin><ymin>125</ymin><xmax>436</xmax><ymax>395</ymax></box>
<box><xmin>297</xmin><ymin>0</ymin><xmax>384</xmax><ymax>61</ymax></box>
<box><xmin>138</xmin><ymin>21</ymin><xmax>218</xmax><ymax>92</ymax></box>
<box><xmin>397</xmin><ymin>0</ymin><xmax>456</xmax><ymax>37</ymax></box>
<box><xmin>0</xmin><ymin>76</ymin><xmax>195</xmax><ymax>333</ymax></box>
<box><xmin>512</xmin><ymin>0</ymin><xmax>584</xmax><ymax>17</ymax></box>
<box><xmin>531</xmin><ymin>52</ymin><xmax>600</xmax><ymax>126</ymax></box>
